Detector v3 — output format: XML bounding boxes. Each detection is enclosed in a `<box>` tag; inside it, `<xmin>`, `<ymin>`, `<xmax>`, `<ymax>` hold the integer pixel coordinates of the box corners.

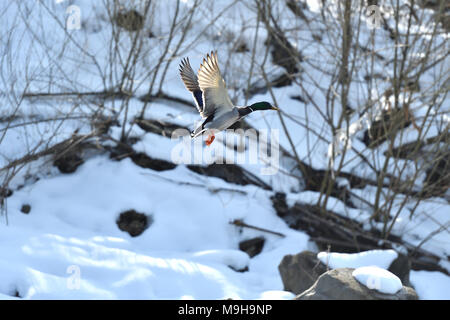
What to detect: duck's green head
<box><xmin>249</xmin><ymin>101</ymin><xmax>279</xmax><ymax>111</ymax></box>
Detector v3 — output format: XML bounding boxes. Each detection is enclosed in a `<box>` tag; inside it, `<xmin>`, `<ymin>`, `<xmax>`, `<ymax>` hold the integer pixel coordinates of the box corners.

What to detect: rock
<box><xmin>239</xmin><ymin>237</ymin><xmax>265</xmax><ymax>258</ymax></box>
<box><xmin>278</xmin><ymin>251</ymin><xmax>328</xmax><ymax>295</ymax></box>
<box><xmin>20</xmin><ymin>204</ymin><xmax>31</xmax><ymax>214</ymax></box>
<box><xmin>114</xmin><ymin>10</ymin><xmax>144</xmax><ymax>31</ymax></box>
<box><xmin>388</xmin><ymin>253</ymin><xmax>411</xmax><ymax>286</ymax></box>
<box><xmin>131</xmin><ymin>152</ymin><xmax>177</xmax><ymax>171</ymax></box>
<box><xmin>296</xmin><ymin>268</ymin><xmax>418</xmax><ymax>300</ymax></box>
<box><xmin>117</xmin><ymin>210</ymin><xmax>152</xmax><ymax>237</ymax></box>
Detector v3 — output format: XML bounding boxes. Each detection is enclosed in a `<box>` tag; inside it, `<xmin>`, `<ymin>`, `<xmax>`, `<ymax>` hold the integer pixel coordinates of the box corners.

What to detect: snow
<box><xmin>287</xmin><ymin>191</ymin><xmax>372</xmax><ymax>221</ymax></box>
<box><xmin>410</xmin><ymin>270</ymin><xmax>450</xmax><ymax>300</ymax></box>
<box><xmin>352</xmin><ymin>266</ymin><xmax>403</xmax><ymax>295</ymax></box>
<box><xmin>256</xmin><ymin>290</ymin><xmax>295</xmax><ymax>300</ymax></box>
<box><xmin>0</xmin><ymin>156</ymin><xmax>309</xmax><ymax>299</ymax></box>
<box><xmin>318</xmin><ymin>250</ymin><xmax>398</xmax><ymax>270</ymax></box>
<box><xmin>0</xmin><ymin>0</ymin><xmax>449</xmax><ymax>300</ymax></box>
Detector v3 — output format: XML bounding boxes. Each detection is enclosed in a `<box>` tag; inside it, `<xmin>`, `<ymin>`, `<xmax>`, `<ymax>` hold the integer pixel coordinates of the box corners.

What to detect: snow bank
<box><xmin>0</xmin><ymin>156</ymin><xmax>309</xmax><ymax>299</ymax></box>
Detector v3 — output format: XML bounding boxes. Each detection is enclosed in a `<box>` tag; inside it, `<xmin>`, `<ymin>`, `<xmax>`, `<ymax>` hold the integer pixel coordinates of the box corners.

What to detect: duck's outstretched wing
<box><xmin>197</xmin><ymin>51</ymin><xmax>234</xmax><ymax>118</ymax></box>
<box><xmin>179</xmin><ymin>57</ymin><xmax>204</xmax><ymax>116</ymax></box>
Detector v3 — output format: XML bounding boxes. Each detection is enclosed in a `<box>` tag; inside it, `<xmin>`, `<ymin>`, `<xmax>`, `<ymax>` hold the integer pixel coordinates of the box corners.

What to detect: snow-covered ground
<box><xmin>0</xmin><ymin>0</ymin><xmax>449</xmax><ymax>300</ymax></box>
<box><xmin>0</xmin><ymin>156</ymin><xmax>308</xmax><ymax>299</ymax></box>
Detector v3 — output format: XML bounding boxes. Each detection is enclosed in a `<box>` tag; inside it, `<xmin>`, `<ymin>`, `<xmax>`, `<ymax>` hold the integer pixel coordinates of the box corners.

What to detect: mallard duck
<box><xmin>179</xmin><ymin>51</ymin><xmax>279</xmax><ymax>146</ymax></box>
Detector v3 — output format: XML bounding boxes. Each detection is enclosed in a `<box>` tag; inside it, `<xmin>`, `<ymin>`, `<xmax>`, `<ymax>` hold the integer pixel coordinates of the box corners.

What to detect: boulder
<box><xmin>278</xmin><ymin>251</ymin><xmax>328</xmax><ymax>295</ymax></box>
<box><xmin>296</xmin><ymin>268</ymin><xmax>418</xmax><ymax>300</ymax></box>
<box><xmin>388</xmin><ymin>253</ymin><xmax>411</xmax><ymax>286</ymax></box>
<box><xmin>279</xmin><ymin>249</ymin><xmax>412</xmax><ymax>294</ymax></box>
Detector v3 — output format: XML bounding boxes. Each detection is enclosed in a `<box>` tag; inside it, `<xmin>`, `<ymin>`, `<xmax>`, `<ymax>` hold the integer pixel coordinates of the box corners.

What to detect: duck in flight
<box><xmin>179</xmin><ymin>51</ymin><xmax>279</xmax><ymax>146</ymax></box>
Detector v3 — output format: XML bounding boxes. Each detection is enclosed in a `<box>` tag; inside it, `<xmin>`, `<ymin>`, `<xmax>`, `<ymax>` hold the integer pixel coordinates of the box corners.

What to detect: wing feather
<box><xmin>197</xmin><ymin>51</ymin><xmax>234</xmax><ymax>118</ymax></box>
<box><xmin>179</xmin><ymin>57</ymin><xmax>204</xmax><ymax>115</ymax></box>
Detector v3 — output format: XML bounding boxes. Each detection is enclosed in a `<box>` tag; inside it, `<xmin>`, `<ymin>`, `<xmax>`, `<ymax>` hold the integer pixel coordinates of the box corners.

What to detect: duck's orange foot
<box><xmin>205</xmin><ymin>135</ymin><xmax>215</xmax><ymax>146</ymax></box>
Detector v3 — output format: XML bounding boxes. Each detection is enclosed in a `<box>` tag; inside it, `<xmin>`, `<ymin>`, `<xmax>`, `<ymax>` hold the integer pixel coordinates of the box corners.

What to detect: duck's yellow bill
<box><xmin>271</xmin><ymin>106</ymin><xmax>280</xmax><ymax>110</ymax></box>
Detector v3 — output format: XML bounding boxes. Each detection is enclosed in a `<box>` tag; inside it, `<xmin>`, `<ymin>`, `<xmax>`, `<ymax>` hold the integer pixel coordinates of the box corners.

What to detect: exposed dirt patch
<box><xmin>116</xmin><ymin>209</ymin><xmax>152</xmax><ymax>237</ymax></box>
<box><xmin>54</xmin><ymin>153</ymin><xmax>84</xmax><ymax>174</ymax></box>
<box><xmin>20</xmin><ymin>204</ymin><xmax>31</xmax><ymax>214</ymax></box>
<box><xmin>114</xmin><ymin>10</ymin><xmax>144</xmax><ymax>31</ymax></box>
<box><xmin>134</xmin><ymin>118</ymin><xmax>189</xmax><ymax>138</ymax></box>
<box><xmin>108</xmin><ymin>140</ymin><xmax>177</xmax><ymax>172</ymax></box>
<box><xmin>234</xmin><ymin>39</ymin><xmax>250</xmax><ymax>53</ymax></box>
<box><xmin>239</xmin><ymin>237</ymin><xmax>265</xmax><ymax>258</ymax></box>
<box><xmin>246</xmin><ymin>72</ymin><xmax>293</xmax><ymax>97</ymax></box>
<box><xmin>286</xmin><ymin>0</ymin><xmax>308</xmax><ymax>20</ymax></box>
<box><xmin>425</xmin><ymin>153</ymin><xmax>450</xmax><ymax>197</ymax></box>
<box><xmin>228</xmin><ymin>265</ymin><xmax>249</xmax><ymax>273</ymax></box>
<box><xmin>0</xmin><ymin>187</ymin><xmax>13</xmax><ymax>206</ymax></box>
<box><xmin>131</xmin><ymin>153</ymin><xmax>177</xmax><ymax>171</ymax></box>
<box><xmin>362</xmin><ymin>108</ymin><xmax>411</xmax><ymax>148</ymax></box>
<box><xmin>266</xmin><ymin>30</ymin><xmax>302</xmax><ymax>75</ymax></box>
<box><xmin>0</xmin><ymin>187</ymin><xmax>13</xmax><ymax>198</ymax></box>
<box><xmin>187</xmin><ymin>164</ymin><xmax>272</xmax><ymax>190</ymax></box>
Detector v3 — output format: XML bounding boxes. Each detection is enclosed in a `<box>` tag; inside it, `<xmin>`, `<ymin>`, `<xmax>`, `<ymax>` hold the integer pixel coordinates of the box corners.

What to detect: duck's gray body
<box><xmin>191</xmin><ymin>108</ymin><xmax>241</xmax><ymax>137</ymax></box>
<box><xmin>179</xmin><ymin>52</ymin><xmax>251</xmax><ymax>138</ymax></box>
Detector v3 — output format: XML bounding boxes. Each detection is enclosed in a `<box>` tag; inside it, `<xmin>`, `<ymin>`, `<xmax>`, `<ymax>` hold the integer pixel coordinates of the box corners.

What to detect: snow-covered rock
<box><xmin>317</xmin><ymin>249</ymin><xmax>398</xmax><ymax>269</ymax></box>
<box><xmin>296</xmin><ymin>268</ymin><xmax>417</xmax><ymax>300</ymax></box>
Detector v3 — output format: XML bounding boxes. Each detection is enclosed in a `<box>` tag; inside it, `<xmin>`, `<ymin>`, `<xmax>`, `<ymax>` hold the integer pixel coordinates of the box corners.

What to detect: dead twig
<box><xmin>230</xmin><ymin>219</ymin><xmax>285</xmax><ymax>238</ymax></box>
